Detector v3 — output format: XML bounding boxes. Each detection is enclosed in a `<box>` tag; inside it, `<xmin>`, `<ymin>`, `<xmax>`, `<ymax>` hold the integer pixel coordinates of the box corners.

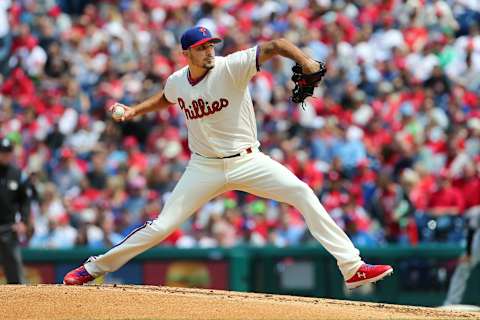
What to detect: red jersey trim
<box><xmin>187</xmin><ymin>68</ymin><xmax>211</xmax><ymax>86</ymax></box>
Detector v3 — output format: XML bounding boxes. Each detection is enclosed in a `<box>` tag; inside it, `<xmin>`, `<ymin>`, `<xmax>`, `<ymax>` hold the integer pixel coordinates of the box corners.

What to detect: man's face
<box><xmin>185</xmin><ymin>42</ymin><xmax>215</xmax><ymax>69</ymax></box>
<box><xmin>0</xmin><ymin>151</ymin><xmax>12</xmax><ymax>165</ymax></box>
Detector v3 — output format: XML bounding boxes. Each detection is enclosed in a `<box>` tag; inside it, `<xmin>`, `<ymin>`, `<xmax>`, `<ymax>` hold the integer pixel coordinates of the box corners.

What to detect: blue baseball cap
<box><xmin>180</xmin><ymin>26</ymin><xmax>221</xmax><ymax>50</ymax></box>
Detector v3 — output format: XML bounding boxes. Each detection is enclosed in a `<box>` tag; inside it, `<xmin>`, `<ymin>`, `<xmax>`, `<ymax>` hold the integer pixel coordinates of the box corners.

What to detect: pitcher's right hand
<box><xmin>108</xmin><ymin>103</ymin><xmax>136</xmax><ymax>122</ymax></box>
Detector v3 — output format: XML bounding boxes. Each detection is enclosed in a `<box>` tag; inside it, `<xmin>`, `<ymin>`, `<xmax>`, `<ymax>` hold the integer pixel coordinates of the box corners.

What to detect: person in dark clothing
<box><xmin>443</xmin><ymin>209</ymin><xmax>480</xmax><ymax>306</ymax></box>
<box><xmin>0</xmin><ymin>137</ymin><xmax>32</xmax><ymax>284</ymax></box>
<box><xmin>86</xmin><ymin>150</ymin><xmax>107</xmax><ymax>190</ymax></box>
<box><xmin>45</xmin><ymin>122</ymin><xmax>65</xmax><ymax>151</ymax></box>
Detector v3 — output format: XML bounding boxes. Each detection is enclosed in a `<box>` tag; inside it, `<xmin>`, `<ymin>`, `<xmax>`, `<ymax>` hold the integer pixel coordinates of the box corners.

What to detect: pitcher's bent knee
<box><xmin>150</xmin><ymin>219</ymin><xmax>177</xmax><ymax>239</ymax></box>
<box><xmin>294</xmin><ymin>182</ymin><xmax>315</xmax><ymax>197</ymax></box>
<box><xmin>285</xmin><ymin>182</ymin><xmax>317</xmax><ymax>203</ymax></box>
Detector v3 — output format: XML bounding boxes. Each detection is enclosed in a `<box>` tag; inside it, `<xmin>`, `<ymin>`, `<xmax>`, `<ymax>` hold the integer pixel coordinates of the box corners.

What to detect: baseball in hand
<box><xmin>112</xmin><ymin>105</ymin><xmax>125</xmax><ymax>119</ymax></box>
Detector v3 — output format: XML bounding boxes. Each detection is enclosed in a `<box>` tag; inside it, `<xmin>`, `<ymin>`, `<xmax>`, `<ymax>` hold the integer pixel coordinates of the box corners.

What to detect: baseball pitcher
<box><xmin>64</xmin><ymin>26</ymin><xmax>393</xmax><ymax>289</ymax></box>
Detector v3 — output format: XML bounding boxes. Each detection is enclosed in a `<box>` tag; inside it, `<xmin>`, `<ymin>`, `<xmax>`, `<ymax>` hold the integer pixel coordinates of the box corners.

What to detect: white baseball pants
<box><xmin>84</xmin><ymin>150</ymin><xmax>363</xmax><ymax>279</ymax></box>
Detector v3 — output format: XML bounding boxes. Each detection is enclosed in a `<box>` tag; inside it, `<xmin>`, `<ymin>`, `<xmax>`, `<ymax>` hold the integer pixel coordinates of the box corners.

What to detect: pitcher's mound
<box><xmin>1</xmin><ymin>285</ymin><xmax>479</xmax><ymax>320</ymax></box>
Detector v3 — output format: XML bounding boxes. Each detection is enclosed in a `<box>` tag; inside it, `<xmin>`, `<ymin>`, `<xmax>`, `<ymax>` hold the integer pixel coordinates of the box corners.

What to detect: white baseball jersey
<box><xmin>163</xmin><ymin>46</ymin><xmax>261</xmax><ymax>158</ymax></box>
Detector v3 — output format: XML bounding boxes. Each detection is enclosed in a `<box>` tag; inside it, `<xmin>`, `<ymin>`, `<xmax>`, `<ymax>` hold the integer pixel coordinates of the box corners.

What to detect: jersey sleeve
<box><xmin>224</xmin><ymin>46</ymin><xmax>260</xmax><ymax>88</ymax></box>
<box><xmin>163</xmin><ymin>75</ymin><xmax>177</xmax><ymax>104</ymax></box>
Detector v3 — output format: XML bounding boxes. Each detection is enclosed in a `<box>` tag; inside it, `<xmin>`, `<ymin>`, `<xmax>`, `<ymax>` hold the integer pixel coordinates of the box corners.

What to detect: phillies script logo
<box><xmin>177</xmin><ymin>97</ymin><xmax>229</xmax><ymax>120</ymax></box>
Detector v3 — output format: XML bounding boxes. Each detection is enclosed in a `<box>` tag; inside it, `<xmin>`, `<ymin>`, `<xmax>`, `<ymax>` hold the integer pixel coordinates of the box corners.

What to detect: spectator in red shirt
<box><xmin>419</xmin><ymin>169</ymin><xmax>466</xmax><ymax>242</ymax></box>
<box><xmin>455</xmin><ymin>164</ymin><xmax>480</xmax><ymax>213</ymax></box>
<box><xmin>369</xmin><ymin>172</ymin><xmax>408</xmax><ymax>242</ymax></box>
<box><xmin>426</xmin><ymin>170</ymin><xmax>465</xmax><ymax>216</ymax></box>
<box><xmin>321</xmin><ymin>171</ymin><xmax>349</xmax><ymax>212</ymax></box>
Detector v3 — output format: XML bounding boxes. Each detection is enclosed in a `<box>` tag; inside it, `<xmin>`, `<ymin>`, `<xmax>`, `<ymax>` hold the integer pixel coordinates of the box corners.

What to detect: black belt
<box><xmin>196</xmin><ymin>147</ymin><xmax>254</xmax><ymax>159</ymax></box>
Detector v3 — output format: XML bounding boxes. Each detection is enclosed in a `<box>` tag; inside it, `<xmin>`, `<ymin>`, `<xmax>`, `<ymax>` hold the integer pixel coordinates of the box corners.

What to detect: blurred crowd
<box><xmin>0</xmin><ymin>0</ymin><xmax>479</xmax><ymax>249</ymax></box>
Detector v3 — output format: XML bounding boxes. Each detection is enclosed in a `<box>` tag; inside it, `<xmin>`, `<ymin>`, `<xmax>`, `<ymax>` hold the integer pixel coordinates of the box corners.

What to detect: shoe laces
<box><xmin>361</xmin><ymin>264</ymin><xmax>375</xmax><ymax>271</ymax></box>
<box><xmin>76</xmin><ymin>267</ymin><xmax>91</xmax><ymax>277</ymax></box>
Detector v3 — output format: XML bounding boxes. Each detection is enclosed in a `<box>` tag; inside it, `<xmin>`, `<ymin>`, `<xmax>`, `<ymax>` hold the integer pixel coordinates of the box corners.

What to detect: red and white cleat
<box><xmin>63</xmin><ymin>265</ymin><xmax>95</xmax><ymax>285</ymax></box>
<box><xmin>345</xmin><ymin>264</ymin><xmax>393</xmax><ymax>289</ymax></box>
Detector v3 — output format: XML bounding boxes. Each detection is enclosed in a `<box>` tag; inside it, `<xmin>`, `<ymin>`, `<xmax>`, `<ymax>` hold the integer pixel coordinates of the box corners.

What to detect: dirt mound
<box><xmin>2</xmin><ymin>285</ymin><xmax>479</xmax><ymax>320</ymax></box>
